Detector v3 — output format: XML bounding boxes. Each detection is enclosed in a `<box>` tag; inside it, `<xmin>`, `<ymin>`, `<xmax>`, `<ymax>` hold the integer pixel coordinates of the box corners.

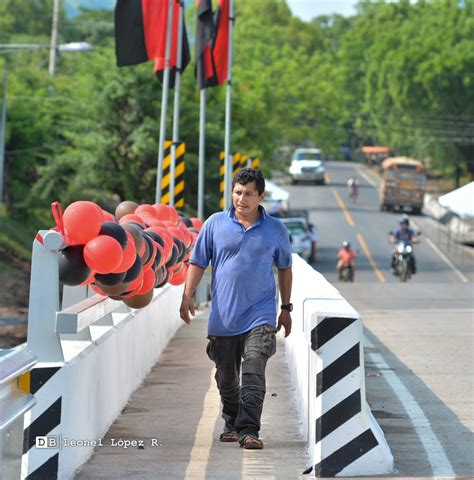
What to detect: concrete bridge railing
<box><xmin>285</xmin><ymin>254</ymin><xmax>393</xmax><ymax>476</ymax></box>
<box><xmin>18</xmin><ymin>231</ymin><xmax>186</xmax><ymax>479</ymax></box>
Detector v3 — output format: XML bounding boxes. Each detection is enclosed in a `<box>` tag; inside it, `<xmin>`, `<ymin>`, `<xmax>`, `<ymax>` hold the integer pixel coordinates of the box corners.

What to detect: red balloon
<box><xmin>135</xmin><ymin>268</ymin><xmax>155</xmax><ymax>295</ymax></box>
<box><xmin>119</xmin><ymin>214</ymin><xmax>146</xmax><ymax>227</ymax></box>
<box><xmin>64</xmin><ymin>201</ymin><xmax>102</xmax><ymax>245</ymax></box>
<box><xmin>84</xmin><ymin>236</ymin><xmax>124</xmax><ymax>274</ymax></box>
<box><xmin>178</xmin><ymin>222</ymin><xmax>193</xmax><ymax>249</ymax></box>
<box><xmin>168</xmin><ymin>226</ymin><xmax>184</xmax><ymax>242</ymax></box>
<box><xmin>101</xmin><ymin>210</ymin><xmax>117</xmax><ymax>223</ymax></box>
<box><xmin>190</xmin><ymin>217</ymin><xmax>203</xmax><ymax>231</ymax></box>
<box><xmin>139</xmin><ymin>216</ymin><xmax>163</xmax><ymax>227</ymax></box>
<box><xmin>153</xmin><ymin>204</ymin><xmax>175</xmax><ymax>223</ymax></box>
<box><xmin>168</xmin><ymin>206</ymin><xmax>180</xmax><ymax>226</ymax></box>
<box><xmin>127</xmin><ymin>269</ymin><xmax>144</xmax><ymax>293</ymax></box>
<box><xmin>135</xmin><ymin>204</ymin><xmax>157</xmax><ymax>218</ymax></box>
<box><xmin>113</xmin><ymin>232</ymin><xmax>137</xmax><ymax>273</ymax></box>
<box><xmin>169</xmin><ymin>263</ymin><xmax>187</xmax><ymax>286</ymax></box>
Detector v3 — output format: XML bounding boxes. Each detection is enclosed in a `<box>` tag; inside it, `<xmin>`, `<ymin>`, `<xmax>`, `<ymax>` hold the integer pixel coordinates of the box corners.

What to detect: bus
<box><xmin>380</xmin><ymin>156</ymin><xmax>426</xmax><ymax>214</ymax></box>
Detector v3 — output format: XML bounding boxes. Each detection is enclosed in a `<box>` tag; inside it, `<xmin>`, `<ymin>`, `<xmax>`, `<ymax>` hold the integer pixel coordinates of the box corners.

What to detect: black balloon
<box><xmin>95</xmin><ymin>270</ymin><xmax>127</xmax><ymax>286</ymax></box>
<box><xmin>180</xmin><ymin>216</ymin><xmax>193</xmax><ymax>228</ymax></box>
<box><xmin>99</xmin><ymin>222</ymin><xmax>128</xmax><ymax>249</ymax></box>
<box><xmin>141</xmin><ymin>234</ymin><xmax>154</xmax><ymax>264</ymax></box>
<box><xmin>58</xmin><ymin>245</ymin><xmax>91</xmax><ymax>286</ymax></box>
<box><xmin>153</xmin><ymin>247</ymin><xmax>163</xmax><ymax>270</ymax></box>
<box><xmin>144</xmin><ymin>230</ymin><xmax>164</xmax><ymax>248</ymax></box>
<box><xmin>123</xmin><ymin>254</ymin><xmax>142</xmax><ymax>282</ymax></box>
<box><xmin>128</xmin><ymin>221</ymin><xmax>145</xmax><ymax>230</ymax></box>
<box><xmin>156</xmin><ymin>268</ymin><xmax>170</xmax><ymax>288</ymax></box>
<box><xmin>165</xmin><ymin>243</ymin><xmax>179</xmax><ymax>269</ymax></box>
<box><xmin>175</xmin><ymin>238</ymin><xmax>187</xmax><ymax>263</ymax></box>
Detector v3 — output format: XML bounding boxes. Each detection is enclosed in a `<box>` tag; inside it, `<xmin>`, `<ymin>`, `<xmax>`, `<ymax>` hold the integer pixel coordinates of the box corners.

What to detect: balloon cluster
<box><xmin>56</xmin><ymin>200</ymin><xmax>203</xmax><ymax>309</ymax></box>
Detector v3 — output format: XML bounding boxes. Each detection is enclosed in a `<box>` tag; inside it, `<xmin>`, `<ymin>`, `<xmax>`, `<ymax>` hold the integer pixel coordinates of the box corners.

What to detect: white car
<box><xmin>279</xmin><ymin>217</ymin><xmax>312</xmax><ymax>262</ymax></box>
<box><xmin>289</xmin><ymin>148</ymin><xmax>325</xmax><ymax>185</ymax></box>
<box><xmin>262</xmin><ymin>180</ymin><xmax>290</xmax><ymax>214</ymax></box>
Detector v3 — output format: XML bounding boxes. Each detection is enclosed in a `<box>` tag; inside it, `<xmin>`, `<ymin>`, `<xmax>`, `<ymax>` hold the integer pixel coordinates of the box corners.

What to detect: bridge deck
<box><xmin>75</xmin><ymin>308</ymin><xmax>310</xmax><ymax>479</ymax></box>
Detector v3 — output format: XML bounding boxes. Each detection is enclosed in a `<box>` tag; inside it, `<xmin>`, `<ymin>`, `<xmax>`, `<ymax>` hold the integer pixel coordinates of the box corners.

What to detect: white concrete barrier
<box><xmin>285</xmin><ymin>255</ymin><xmax>393</xmax><ymax>476</ymax></box>
<box><xmin>21</xmin><ymin>232</ymin><xmax>184</xmax><ymax>479</ymax></box>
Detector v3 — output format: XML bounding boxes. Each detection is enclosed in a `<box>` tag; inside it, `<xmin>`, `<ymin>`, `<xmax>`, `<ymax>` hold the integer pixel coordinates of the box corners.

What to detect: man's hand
<box><xmin>277</xmin><ymin>310</ymin><xmax>292</xmax><ymax>337</ymax></box>
<box><xmin>179</xmin><ymin>293</ymin><xmax>195</xmax><ymax>325</ymax></box>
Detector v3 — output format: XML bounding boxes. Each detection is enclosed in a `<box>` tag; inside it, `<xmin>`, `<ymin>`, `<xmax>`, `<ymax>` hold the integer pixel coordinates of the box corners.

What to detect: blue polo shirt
<box><xmin>190</xmin><ymin>206</ymin><xmax>292</xmax><ymax>336</ymax></box>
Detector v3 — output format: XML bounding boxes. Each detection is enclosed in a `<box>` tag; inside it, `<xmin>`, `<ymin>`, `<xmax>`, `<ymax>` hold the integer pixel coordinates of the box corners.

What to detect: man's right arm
<box><xmin>179</xmin><ymin>264</ymin><xmax>206</xmax><ymax>324</ymax></box>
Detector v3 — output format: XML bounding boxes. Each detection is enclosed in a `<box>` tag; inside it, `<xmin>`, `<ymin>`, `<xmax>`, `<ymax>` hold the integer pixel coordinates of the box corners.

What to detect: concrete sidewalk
<box><xmin>75</xmin><ymin>308</ymin><xmax>310</xmax><ymax>480</ymax></box>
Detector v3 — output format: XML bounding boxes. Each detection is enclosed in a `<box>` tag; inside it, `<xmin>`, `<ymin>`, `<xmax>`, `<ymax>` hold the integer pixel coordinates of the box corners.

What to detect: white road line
<box><xmin>185</xmin><ymin>368</ymin><xmax>220</xmax><ymax>480</ymax></box>
<box><xmin>356</xmin><ymin>166</ymin><xmax>379</xmax><ymax>189</ymax></box>
<box><xmin>424</xmin><ymin>237</ymin><xmax>469</xmax><ymax>283</ymax></box>
<box><xmin>409</xmin><ymin>218</ymin><xmax>469</xmax><ymax>283</ymax></box>
<box><xmin>364</xmin><ymin>338</ymin><xmax>456</xmax><ymax>477</ymax></box>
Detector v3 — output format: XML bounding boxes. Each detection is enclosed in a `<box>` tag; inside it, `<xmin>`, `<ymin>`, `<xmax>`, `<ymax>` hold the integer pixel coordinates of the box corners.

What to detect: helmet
<box><xmin>342</xmin><ymin>241</ymin><xmax>351</xmax><ymax>248</ymax></box>
<box><xmin>399</xmin><ymin>214</ymin><xmax>410</xmax><ymax>226</ymax></box>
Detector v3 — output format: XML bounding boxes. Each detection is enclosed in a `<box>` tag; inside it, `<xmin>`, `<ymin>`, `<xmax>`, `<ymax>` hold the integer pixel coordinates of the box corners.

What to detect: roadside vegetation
<box><xmin>0</xmin><ymin>0</ymin><xmax>472</xmax><ymax>267</ymax></box>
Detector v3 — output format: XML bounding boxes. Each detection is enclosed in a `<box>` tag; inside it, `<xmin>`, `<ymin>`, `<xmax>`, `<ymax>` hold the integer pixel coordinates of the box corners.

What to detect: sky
<box><xmin>286</xmin><ymin>0</ymin><xmax>358</xmax><ymax>20</ymax></box>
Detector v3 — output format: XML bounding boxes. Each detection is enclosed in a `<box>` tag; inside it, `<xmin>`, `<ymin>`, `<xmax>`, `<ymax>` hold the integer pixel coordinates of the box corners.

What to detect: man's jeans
<box><xmin>206</xmin><ymin>324</ymin><xmax>277</xmax><ymax>439</ymax></box>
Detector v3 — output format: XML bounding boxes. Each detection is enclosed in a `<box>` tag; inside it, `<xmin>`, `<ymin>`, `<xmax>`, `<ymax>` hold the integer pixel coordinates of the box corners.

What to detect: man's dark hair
<box><xmin>232</xmin><ymin>168</ymin><xmax>265</xmax><ymax>195</ymax></box>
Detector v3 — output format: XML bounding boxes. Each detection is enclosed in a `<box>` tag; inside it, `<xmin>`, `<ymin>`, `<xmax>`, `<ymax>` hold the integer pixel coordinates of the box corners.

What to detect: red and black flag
<box><xmin>213</xmin><ymin>0</ymin><xmax>230</xmax><ymax>85</ymax></box>
<box><xmin>195</xmin><ymin>0</ymin><xmax>218</xmax><ymax>90</ymax></box>
<box><xmin>115</xmin><ymin>0</ymin><xmax>190</xmax><ymax>87</ymax></box>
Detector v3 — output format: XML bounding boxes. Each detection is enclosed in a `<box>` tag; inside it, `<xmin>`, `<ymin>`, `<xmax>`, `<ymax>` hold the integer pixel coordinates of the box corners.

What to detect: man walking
<box><xmin>179</xmin><ymin>168</ymin><xmax>293</xmax><ymax>450</ymax></box>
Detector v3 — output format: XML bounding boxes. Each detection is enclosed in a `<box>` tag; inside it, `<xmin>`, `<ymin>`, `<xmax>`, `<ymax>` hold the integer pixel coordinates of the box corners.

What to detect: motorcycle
<box><xmin>389</xmin><ymin>230</ymin><xmax>421</xmax><ymax>282</ymax></box>
<box><xmin>393</xmin><ymin>241</ymin><xmax>414</xmax><ymax>282</ymax></box>
<box><xmin>340</xmin><ymin>262</ymin><xmax>354</xmax><ymax>282</ymax></box>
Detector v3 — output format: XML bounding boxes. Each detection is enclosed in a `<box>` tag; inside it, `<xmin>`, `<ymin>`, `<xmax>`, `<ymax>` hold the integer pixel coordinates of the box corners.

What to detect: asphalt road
<box><xmin>281</xmin><ymin>161</ymin><xmax>474</xmax><ymax>478</ymax></box>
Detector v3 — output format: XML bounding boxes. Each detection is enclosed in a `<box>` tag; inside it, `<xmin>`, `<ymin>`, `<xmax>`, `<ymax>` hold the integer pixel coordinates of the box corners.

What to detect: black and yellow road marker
<box><xmin>161</xmin><ymin>141</ymin><xmax>186</xmax><ymax>207</ymax></box>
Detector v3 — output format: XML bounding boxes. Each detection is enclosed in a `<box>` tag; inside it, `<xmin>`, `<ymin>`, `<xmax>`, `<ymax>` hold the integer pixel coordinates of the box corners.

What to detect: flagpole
<box><xmin>170</xmin><ymin>0</ymin><xmax>184</xmax><ymax>207</ymax></box>
<box><xmin>223</xmin><ymin>0</ymin><xmax>234</xmax><ymax>210</ymax></box>
<box><xmin>155</xmin><ymin>0</ymin><xmax>175</xmax><ymax>204</ymax></box>
<box><xmin>198</xmin><ymin>87</ymin><xmax>206</xmax><ymax>219</ymax></box>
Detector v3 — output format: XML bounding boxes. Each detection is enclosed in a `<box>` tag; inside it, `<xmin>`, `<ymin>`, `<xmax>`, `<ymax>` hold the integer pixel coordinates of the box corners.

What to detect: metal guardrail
<box><xmin>0</xmin><ymin>346</ymin><xmax>37</xmax><ymax>479</ymax></box>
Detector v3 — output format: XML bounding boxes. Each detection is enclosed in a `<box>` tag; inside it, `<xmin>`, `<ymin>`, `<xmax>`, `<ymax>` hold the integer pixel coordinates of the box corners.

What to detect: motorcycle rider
<box><xmin>390</xmin><ymin>215</ymin><xmax>418</xmax><ymax>274</ymax></box>
<box><xmin>337</xmin><ymin>241</ymin><xmax>357</xmax><ymax>280</ymax></box>
<box><xmin>347</xmin><ymin>176</ymin><xmax>360</xmax><ymax>204</ymax></box>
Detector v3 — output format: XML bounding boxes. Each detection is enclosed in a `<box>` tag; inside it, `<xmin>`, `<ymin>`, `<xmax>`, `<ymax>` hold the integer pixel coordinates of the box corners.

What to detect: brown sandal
<box><xmin>240</xmin><ymin>435</ymin><xmax>263</xmax><ymax>450</ymax></box>
<box><xmin>219</xmin><ymin>431</ymin><xmax>239</xmax><ymax>442</ymax></box>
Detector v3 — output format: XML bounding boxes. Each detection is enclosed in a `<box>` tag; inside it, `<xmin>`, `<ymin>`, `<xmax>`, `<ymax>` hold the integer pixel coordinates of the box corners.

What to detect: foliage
<box><xmin>0</xmin><ymin>0</ymin><xmax>472</xmax><ymax>239</ymax></box>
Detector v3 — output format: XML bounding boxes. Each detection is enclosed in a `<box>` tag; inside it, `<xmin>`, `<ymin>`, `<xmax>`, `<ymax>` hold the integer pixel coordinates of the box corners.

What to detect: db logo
<box><xmin>35</xmin><ymin>436</ymin><xmax>61</xmax><ymax>449</ymax></box>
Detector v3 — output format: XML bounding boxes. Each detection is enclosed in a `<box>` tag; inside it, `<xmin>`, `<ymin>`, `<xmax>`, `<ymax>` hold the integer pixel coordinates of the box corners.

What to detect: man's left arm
<box><xmin>277</xmin><ymin>267</ymin><xmax>293</xmax><ymax>337</ymax></box>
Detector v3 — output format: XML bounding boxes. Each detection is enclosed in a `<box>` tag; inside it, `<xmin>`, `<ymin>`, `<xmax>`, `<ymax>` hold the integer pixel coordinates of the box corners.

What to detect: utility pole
<box><xmin>49</xmin><ymin>0</ymin><xmax>61</xmax><ymax>77</ymax></box>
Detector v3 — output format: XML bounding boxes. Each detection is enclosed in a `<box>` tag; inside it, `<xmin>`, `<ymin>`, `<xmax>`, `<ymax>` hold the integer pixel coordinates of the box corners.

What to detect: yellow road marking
<box><xmin>357</xmin><ymin>233</ymin><xmax>386</xmax><ymax>283</ymax></box>
<box><xmin>331</xmin><ymin>188</ymin><xmax>355</xmax><ymax>227</ymax></box>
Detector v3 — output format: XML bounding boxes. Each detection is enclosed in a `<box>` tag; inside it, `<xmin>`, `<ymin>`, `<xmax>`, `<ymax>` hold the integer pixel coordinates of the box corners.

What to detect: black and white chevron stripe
<box><xmin>22</xmin><ymin>366</ymin><xmax>62</xmax><ymax>480</ymax></box>
<box><xmin>312</xmin><ymin>316</ymin><xmax>379</xmax><ymax>476</ymax></box>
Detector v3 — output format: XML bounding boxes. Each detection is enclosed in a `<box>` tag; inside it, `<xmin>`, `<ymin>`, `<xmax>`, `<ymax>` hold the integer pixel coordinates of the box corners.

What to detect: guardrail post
<box><xmin>0</xmin><ymin>347</ymin><xmax>37</xmax><ymax>479</ymax></box>
<box><xmin>26</xmin><ymin>231</ymin><xmax>65</xmax><ymax>362</ymax></box>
